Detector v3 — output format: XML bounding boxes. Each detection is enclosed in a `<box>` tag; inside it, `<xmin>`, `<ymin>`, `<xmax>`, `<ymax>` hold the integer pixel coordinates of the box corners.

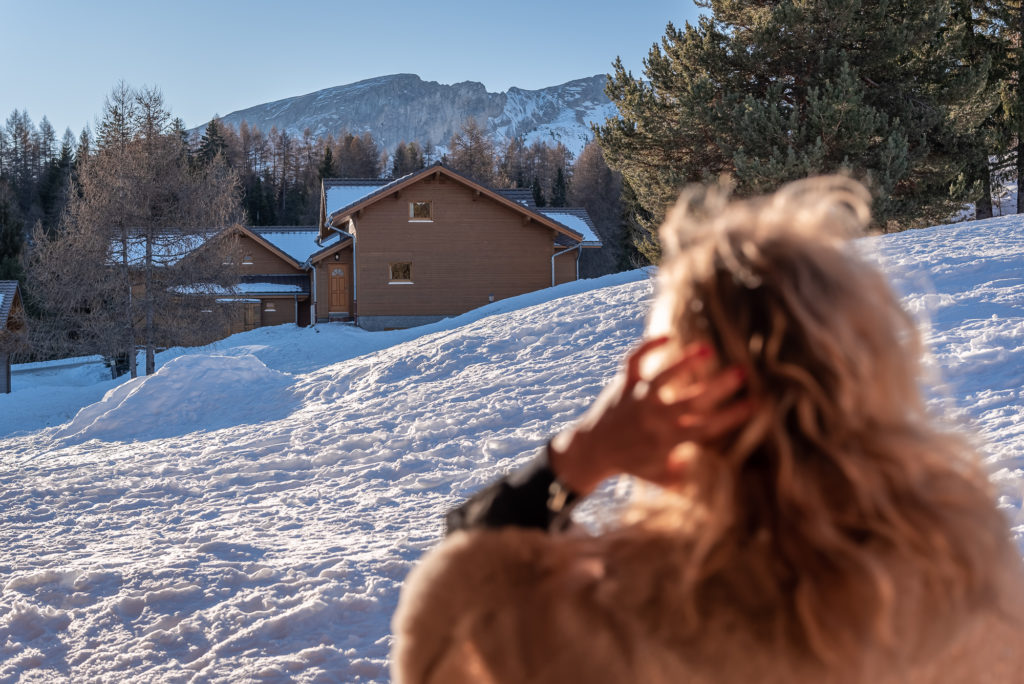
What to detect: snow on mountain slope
<box><xmin>0</xmin><ymin>219</ymin><xmax>1022</xmax><ymax>682</ymax></box>
<box><xmin>207</xmin><ymin>74</ymin><xmax>614</xmax><ymax>157</ymax></box>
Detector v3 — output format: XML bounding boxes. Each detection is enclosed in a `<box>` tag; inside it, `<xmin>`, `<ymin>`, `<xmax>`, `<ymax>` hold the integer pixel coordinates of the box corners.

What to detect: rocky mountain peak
<box><xmin>203</xmin><ymin>74</ymin><xmax>617</xmax><ymax>157</ymax></box>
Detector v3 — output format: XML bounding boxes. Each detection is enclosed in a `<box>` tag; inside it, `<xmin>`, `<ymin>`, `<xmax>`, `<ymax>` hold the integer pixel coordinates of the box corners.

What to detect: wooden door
<box><xmin>329</xmin><ymin>264</ymin><xmax>348</xmax><ymax>312</ymax></box>
<box><xmin>244</xmin><ymin>301</ymin><xmax>259</xmax><ymax>330</ymax></box>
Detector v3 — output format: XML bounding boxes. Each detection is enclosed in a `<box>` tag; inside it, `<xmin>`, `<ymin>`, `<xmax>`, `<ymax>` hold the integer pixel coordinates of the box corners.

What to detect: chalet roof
<box><xmin>308</xmin><ymin>229</ymin><xmax>353</xmax><ymax>263</ymax></box>
<box><xmin>325</xmin><ymin>163</ymin><xmax>594</xmax><ymax>245</ymax></box>
<box><xmin>495</xmin><ymin>189</ymin><xmax>537</xmax><ymax>208</ymax></box>
<box><xmin>323</xmin><ymin>178</ymin><xmax>389</xmax><ymax>218</ymax></box>
<box><xmin>0</xmin><ymin>281</ymin><xmax>19</xmax><ymax>328</ymax></box>
<box><xmin>539</xmin><ymin>208</ymin><xmax>601</xmax><ymax>246</ymax></box>
<box><xmin>116</xmin><ymin>233</ymin><xmax>210</xmax><ymax>266</ymax></box>
<box><xmin>174</xmin><ymin>275</ymin><xmax>310</xmax><ymax>297</ymax></box>
<box><xmin>238</xmin><ymin>275</ymin><xmax>309</xmax><ymax>296</ymax></box>
<box><xmin>248</xmin><ymin>226</ymin><xmax>322</xmax><ymax>264</ymax></box>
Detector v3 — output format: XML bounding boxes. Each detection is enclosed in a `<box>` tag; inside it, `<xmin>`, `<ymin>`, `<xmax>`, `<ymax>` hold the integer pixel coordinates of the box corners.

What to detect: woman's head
<box><xmin>640</xmin><ymin>176</ymin><xmax>1014</xmax><ymax>668</ymax></box>
<box><xmin>648</xmin><ymin>175</ymin><xmax>920</xmax><ymax>430</ymax></box>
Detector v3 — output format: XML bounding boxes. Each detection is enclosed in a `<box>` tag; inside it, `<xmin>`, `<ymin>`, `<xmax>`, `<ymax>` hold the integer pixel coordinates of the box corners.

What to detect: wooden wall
<box><xmin>554</xmin><ymin>248</ymin><xmax>578</xmax><ymax>286</ymax></box>
<box><xmin>238</xmin><ymin>234</ymin><xmax>304</xmax><ymax>274</ymax></box>
<box><xmin>259</xmin><ymin>297</ymin><xmax>301</xmax><ymax>327</ymax></box>
<box><xmin>350</xmin><ymin>177</ymin><xmax>562</xmax><ymax>318</ymax></box>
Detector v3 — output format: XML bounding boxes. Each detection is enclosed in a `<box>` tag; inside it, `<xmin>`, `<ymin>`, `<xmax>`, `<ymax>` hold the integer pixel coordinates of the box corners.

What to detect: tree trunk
<box><xmin>1018</xmin><ymin>3</ymin><xmax>1024</xmax><ymax>215</ymax></box>
<box><xmin>1017</xmin><ymin>140</ymin><xmax>1024</xmax><ymax>215</ymax></box>
<box><xmin>976</xmin><ymin>151</ymin><xmax>993</xmax><ymax>220</ymax></box>
<box><xmin>145</xmin><ymin>234</ymin><xmax>155</xmax><ymax>375</ymax></box>
<box><xmin>123</xmin><ymin>236</ymin><xmax>137</xmax><ymax>379</ymax></box>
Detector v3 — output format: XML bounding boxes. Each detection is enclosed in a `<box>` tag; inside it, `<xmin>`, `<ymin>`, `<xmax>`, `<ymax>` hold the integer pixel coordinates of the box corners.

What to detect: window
<box><xmin>264</xmin><ymin>301</ymin><xmax>276</xmax><ymax>312</ymax></box>
<box><xmin>389</xmin><ymin>262</ymin><xmax>413</xmax><ymax>283</ymax></box>
<box><xmin>242</xmin><ymin>254</ymin><xmax>254</xmax><ymax>265</ymax></box>
<box><xmin>409</xmin><ymin>201</ymin><xmax>432</xmax><ymax>221</ymax></box>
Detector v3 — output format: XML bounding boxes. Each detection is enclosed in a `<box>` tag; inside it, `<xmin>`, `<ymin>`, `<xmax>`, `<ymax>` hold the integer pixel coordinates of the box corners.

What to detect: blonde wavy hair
<box><xmin>639</xmin><ymin>176</ymin><xmax>1014</xmax><ymax>670</ymax></box>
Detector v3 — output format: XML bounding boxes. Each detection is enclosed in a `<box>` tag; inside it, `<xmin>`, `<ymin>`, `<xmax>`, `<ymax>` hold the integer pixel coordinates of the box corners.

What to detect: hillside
<box><xmin>0</xmin><ymin>220</ymin><xmax>1022</xmax><ymax>682</ymax></box>
<box><xmin>204</xmin><ymin>74</ymin><xmax>617</xmax><ymax>156</ymax></box>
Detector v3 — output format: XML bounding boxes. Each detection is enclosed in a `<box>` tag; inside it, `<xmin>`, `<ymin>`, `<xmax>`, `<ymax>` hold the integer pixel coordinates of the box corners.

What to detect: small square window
<box><xmin>409</xmin><ymin>201</ymin><xmax>432</xmax><ymax>221</ymax></box>
<box><xmin>264</xmin><ymin>301</ymin><xmax>276</xmax><ymax>312</ymax></box>
<box><xmin>389</xmin><ymin>262</ymin><xmax>413</xmax><ymax>282</ymax></box>
<box><xmin>242</xmin><ymin>254</ymin><xmax>254</xmax><ymax>265</ymax></box>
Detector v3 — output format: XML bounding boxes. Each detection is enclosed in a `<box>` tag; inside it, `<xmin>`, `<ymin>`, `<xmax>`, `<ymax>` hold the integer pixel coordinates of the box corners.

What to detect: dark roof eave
<box><xmin>238</xmin><ymin>291</ymin><xmax>310</xmax><ymax>297</ymax></box>
<box><xmin>307</xmin><ymin>235</ymin><xmax>354</xmax><ymax>265</ymax></box>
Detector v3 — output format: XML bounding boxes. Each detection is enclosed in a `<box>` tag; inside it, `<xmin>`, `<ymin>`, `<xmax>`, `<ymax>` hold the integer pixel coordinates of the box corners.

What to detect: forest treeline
<box><xmin>0</xmin><ymin>105</ymin><xmax>636</xmax><ymax>288</ymax></box>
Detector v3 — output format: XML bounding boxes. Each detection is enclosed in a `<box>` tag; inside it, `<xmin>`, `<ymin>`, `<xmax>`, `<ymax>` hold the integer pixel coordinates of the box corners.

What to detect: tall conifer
<box><xmin>599</xmin><ymin>0</ymin><xmax>999</xmax><ymax>245</ymax></box>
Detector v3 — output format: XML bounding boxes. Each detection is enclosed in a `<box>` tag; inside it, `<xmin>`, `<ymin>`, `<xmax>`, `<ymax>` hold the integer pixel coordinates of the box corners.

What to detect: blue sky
<box><xmin>0</xmin><ymin>0</ymin><xmax>704</xmax><ymax>137</ymax></box>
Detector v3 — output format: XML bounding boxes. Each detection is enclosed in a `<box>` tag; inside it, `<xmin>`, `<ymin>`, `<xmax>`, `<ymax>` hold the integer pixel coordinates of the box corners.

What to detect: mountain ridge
<box><xmin>202</xmin><ymin>73</ymin><xmax>618</xmax><ymax>156</ymax></box>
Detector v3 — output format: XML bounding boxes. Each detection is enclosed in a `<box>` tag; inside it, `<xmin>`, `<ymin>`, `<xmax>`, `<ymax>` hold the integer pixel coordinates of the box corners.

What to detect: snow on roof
<box><xmin>175</xmin><ymin>276</ymin><xmax>309</xmax><ymax>297</ymax></box>
<box><xmin>324</xmin><ymin>181</ymin><xmax>387</xmax><ymax>218</ymax></box>
<box><xmin>250</xmin><ymin>227</ymin><xmax>323</xmax><ymax>264</ymax></box>
<box><xmin>309</xmin><ymin>229</ymin><xmax>349</xmax><ymax>258</ymax></box>
<box><xmin>237</xmin><ymin>280</ymin><xmax>307</xmax><ymax>295</ymax></box>
<box><xmin>115</xmin><ymin>234</ymin><xmax>209</xmax><ymax>266</ymax></box>
<box><xmin>539</xmin><ymin>209</ymin><xmax>601</xmax><ymax>245</ymax></box>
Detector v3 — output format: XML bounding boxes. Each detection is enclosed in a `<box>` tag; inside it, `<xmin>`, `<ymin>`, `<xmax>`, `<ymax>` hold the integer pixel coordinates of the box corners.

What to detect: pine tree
<box><xmin>991</xmin><ymin>0</ymin><xmax>1024</xmax><ymax>213</ymax></box>
<box><xmin>961</xmin><ymin>0</ymin><xmax>1012</xmax><ymax>217</ymax></box>
<box><xmin>4</xmin><ymin>110</ymin><xmax>38</xmax><ymax>217</ymax></box>
<box><xmin>549</xmin><ymin>167</ymin><xmax>567</xmax><ymax>207</ymax></box>
<box><xmin>0</xmin><ymin>186</ymin><xmax>24</xmax><ymax>282</ymax></box>
<box><xmin>390</xmin><ymin>143</ymin><xmax>408</xmax><ymax>179</ymax></box>
<box><xmin>170</xmin><ymin>117</ymin><xmax>191</xmax><ymax>153</ymax></box>
<box><xmin>389</xmin><ymin>141</ymin><xmax>426</xmax><ymax>178</ymax></box>
<box><xmin>37</xmin><ymin>131</ymin><xmax>74</xmax><ymax>235</ymax></box>
<box><xmin>319</xmin><ymin>145</ymin><xmax>336</xmax><ymax>180</ymax></box>
<box><xmin>96</xmin><ymin>82</ymin><xmax>137</xmax><ymax>152</ymax></box>
<box><xmin>531</xmin><ymin>177</ymin><xmax>546</xmax><ymax>207</ymax></box>
<box><xmin>197</xmin><ymin>117</ymin><xmax>229</xmax><ymax>166</ymax></box>
<box><xmin>599</xmin><ymin>1</ymin><xmax>1000</xmax><ymax>244</ymax></box>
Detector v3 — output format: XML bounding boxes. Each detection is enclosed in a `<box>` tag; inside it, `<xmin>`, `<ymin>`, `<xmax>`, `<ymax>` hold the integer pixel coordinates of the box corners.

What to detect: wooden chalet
<box><xmin>0</xmin><ymin>280</ymin><xmax>26</xmax><ymax>394</ymax></box>
<box><xmin>221</xmin><ymin>163</ymin><xmax>602</xmax><ymax>332</ymax></box>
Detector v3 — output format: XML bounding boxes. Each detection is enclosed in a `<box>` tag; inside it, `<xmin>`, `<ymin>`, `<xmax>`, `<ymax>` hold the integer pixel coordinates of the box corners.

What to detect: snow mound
<box><xmin>53</xmin><ymin>354</ymin><xmax>296</xmax><ymax>444</ymax></box>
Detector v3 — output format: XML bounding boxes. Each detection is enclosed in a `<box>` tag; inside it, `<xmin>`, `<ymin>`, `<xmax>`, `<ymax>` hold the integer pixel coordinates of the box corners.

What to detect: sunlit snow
<box><xmin>0</xmin><ymin>219</ymin><xmax>1021</xmax><ymax>682</ymax></box>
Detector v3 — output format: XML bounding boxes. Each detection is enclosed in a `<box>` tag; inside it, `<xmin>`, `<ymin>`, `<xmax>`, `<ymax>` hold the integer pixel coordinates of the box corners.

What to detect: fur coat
<box><xmin>391</xmin><ymin>525</ymin><xmax>1024</xmax><ymax>683</ymax></box>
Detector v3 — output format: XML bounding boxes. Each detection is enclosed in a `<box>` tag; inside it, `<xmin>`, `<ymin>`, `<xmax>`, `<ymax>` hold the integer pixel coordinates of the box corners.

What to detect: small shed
<box><xmin>0</xmin><ymin>280</ymin><xmax>26</xmax><ymax>394</ymax></box>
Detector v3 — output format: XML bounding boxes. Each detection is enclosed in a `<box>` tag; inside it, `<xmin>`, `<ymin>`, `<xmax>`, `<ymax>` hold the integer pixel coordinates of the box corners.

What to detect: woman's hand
<box><xmin>548</xmin><ymin>337</ymin><xmax>753</xmax><ymax>496</ymax></box>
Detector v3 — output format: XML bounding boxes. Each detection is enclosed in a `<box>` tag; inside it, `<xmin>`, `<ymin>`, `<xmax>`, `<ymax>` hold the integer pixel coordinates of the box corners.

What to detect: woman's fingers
<box><xmin>655</xmin><ymin>364</ymin><xmax>745</xmax><ymax>418</ymax></box>
<box><xmin>624</xmin><ymin>336</ymin><xmax>671</xmax><ymax>386</ymax></box>
<box><xmin>646</xmin><ymin>342</ymin><xmax>715</xmax><ymax>397</ymax></box>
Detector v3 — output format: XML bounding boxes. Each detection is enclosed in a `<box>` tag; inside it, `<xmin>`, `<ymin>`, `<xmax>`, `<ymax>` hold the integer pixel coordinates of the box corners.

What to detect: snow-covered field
<box><xmin>1</xmin><ymin>218</ymin><xmax>1022</xmax><ymax>682</ymax></box>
